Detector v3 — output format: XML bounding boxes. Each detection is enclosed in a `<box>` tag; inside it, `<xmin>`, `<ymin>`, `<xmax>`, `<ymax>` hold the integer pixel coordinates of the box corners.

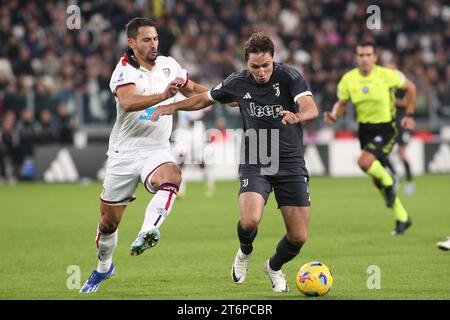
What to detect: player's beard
<box><xmin>146</xmin><ymin>51</ymin><xmax>157</xmax><ymax>64</ymax></box>
<box><xmin>138</xmin><ymin>48</ymin><xmax>157</xmax><ymax>64</ymax></box>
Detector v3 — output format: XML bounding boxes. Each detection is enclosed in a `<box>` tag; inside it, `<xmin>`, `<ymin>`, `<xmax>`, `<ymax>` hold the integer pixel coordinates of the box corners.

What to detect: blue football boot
<box><xmin>79</xmin><ymin>263</ymin><xmax>115</xmax><ymax>293</ymax></box>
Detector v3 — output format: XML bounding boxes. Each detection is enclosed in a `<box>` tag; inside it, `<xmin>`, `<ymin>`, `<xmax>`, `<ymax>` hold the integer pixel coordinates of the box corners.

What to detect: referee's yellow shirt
<box><xmin>337</xmin><ymin>65</ymin><xmax>406</xmax><ymax>124</ymax></box>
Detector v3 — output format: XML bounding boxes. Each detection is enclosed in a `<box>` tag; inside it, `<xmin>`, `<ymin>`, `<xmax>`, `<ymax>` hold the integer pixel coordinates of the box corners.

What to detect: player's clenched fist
<box><xmin>162</xmin><ymin>77</ymin><xmax>185</xmax><ymax>100</ymax></box>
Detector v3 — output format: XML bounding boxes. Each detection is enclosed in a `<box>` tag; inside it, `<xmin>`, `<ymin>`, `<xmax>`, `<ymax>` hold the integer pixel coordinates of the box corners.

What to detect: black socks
<box><xmin>237</xmin><ymin>221</ymin><xmax>258</xmax><ymax>255</ymax></box>
<box><xmin>269</xmin><ymin>235</ymin><xmax>303</xmax><ymax>271</ymax></box>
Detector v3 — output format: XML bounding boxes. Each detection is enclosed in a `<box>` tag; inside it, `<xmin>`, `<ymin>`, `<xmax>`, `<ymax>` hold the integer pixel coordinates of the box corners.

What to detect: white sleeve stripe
<box><xmin>207</xmin><ymin>91</ymin><xmax>216</xmax><ymax>102</ymax></box>
<box><xmin>294</xmin><ymin>91</ymin><xmax>313</xmax><ymax>102</ymax></box>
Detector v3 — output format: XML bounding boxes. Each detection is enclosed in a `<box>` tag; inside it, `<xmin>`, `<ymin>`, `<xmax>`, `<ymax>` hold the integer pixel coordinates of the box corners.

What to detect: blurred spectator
<box><xmin>40</xmin><ymin>49</ymin><xmax>61</xmax><ymax>77</ymax></box>
<box><xmin>36</xmin><ymin>109</ymin><xmax>58</xmax><ymax>144</ymax></box>
<box><xmin>16</xmin><ymin>109</ymin><xmax>38</xmax><ymax>164</ymax></box>
<box><xmin>96</xmin><ymin>62</ymin><xmax>116</xmax><ymax>123</ymax></box>
<box><xmin>34</xmin><ymin>76</ymin><xmax>59</xmax><ymax>118</ymax></box>
<box><xmin>0</xmin><ymin>55</ymin><xmax>13</xmax><ymax>93</ymax></box>
<box><xmin>0</xmin><ymin>111</ymin><xmax>20</xmax><ymax>183</ymax></box>
<box><xmin>55</xmin><ymin>103</ymin><xmax>74</xmax><ymax>144</ymax></box>
<box><xmin>2</xmin><ymin>80</ymin><xmax>26</xmax><ymax>118</ymax></box>
<box><xmin>12</xmin><ymin>47</ymin><xmax>34</xmax><ymax>76</ymax></box>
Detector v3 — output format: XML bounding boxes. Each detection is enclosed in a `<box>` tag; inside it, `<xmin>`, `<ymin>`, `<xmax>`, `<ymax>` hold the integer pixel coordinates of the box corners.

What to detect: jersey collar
<box><xmin>358</xmin><ymin>64</ymin><xmax>378</xmax><ymax>77</ymax></box>
<box><xmin>122</xmin><ymin>48</ymin><xmax>141</xmax><ymax>69</ymax></box>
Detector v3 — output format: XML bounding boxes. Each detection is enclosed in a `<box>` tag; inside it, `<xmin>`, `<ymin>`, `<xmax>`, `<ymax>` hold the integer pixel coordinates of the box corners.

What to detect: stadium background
<box><xmin>1</xmin><ymin>0</ymin><xmax>450</xmax><ymax>182</ymax></box>
<box><xmin>0</xmin><ymin>0</ymin><xmax>449</xmax><ymax>301</ymax></box>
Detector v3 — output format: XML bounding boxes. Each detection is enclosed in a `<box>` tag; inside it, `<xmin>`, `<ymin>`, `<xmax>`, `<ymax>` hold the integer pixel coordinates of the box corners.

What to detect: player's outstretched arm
<box><xmin>181</xmin><ymin>81</ymin><xmax>238</xmax><ymax>107</ymax></box>
<box><xmin>116</xmin><ymin>77</ymin><xmax>185</xmax><ymax>112</ymax></box>
<box><xmin>323</xmin><ymin>100</ymin><xmax>347</xmax><ymax>124</ymax></box>
<box><xmin>151</xmin><ymin>92</ymin><xmax>214</xmax><ymax>122</ymax></box>
<box><xmin>179</xmin><ymin>79</ymin><xmax>209</xmax><ymax>97</ymax></box>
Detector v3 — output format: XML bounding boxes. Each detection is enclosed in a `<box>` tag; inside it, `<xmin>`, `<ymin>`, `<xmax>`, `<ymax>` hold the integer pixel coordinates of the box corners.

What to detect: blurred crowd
<box><xmin>0</xmin><ymin>0</ymin><xmax>449</xmax><ymax>181</ymax></box>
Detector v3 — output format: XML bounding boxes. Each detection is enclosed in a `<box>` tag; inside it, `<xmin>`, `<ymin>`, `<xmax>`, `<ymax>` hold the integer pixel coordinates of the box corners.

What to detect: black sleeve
<box><xmin>210</xmin><ymin>74</ymin><xmax>238</xmax><ymax>104</ymax></box>
<box><xmin>285</xmin><ymin>66</ymin><xmax>312</xmax><ymax>100</ymax></box>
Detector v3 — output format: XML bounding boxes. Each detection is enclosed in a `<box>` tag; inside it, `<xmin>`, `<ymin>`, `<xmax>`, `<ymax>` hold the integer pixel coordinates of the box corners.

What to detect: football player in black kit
<box><xmin>152</xmin><ymin>32</ymin><xmax>319</xmax><ymax>292</ymax></box>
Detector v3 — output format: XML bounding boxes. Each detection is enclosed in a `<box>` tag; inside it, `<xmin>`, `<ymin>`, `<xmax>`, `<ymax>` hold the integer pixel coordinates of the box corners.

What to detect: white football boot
<box><xmin>231</xmin><ymin>248</ymin><xmax>252</xmax><ymax>284</ymax></box>
<box><xmin>264</xmin><ymin>259</ymin><xmax>289</xmax><ymax>292</ymax></box>
<box><xmin>437</xmin><ymin>237</ymin><xmax>450</xmax><ymax>251</ymax></box>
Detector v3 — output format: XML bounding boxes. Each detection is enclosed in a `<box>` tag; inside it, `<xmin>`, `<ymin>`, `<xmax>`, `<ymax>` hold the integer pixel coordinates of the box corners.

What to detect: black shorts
<box><xmin>358</xmin><ymin>122</ymin><xmax>397</xmax><ymax>159</ymax></box>
<box><xmin>238</xmin><ymin>174</ymin><xmax>310</xmax><ymax>208</ymax></box>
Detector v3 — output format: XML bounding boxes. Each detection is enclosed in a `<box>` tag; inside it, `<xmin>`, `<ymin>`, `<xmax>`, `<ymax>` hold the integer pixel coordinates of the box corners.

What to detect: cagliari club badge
<box><xmin>163</xmin><ymin>68</ymin><xmax>170</xmax><ymax>77</ymax></box>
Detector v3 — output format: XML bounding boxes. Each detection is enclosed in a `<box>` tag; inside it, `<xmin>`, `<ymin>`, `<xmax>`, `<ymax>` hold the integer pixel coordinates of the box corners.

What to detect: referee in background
<box><xmin>324</xmin><ymin>41</ymin><xmax>416</xmax><ymax>236</ymax></box>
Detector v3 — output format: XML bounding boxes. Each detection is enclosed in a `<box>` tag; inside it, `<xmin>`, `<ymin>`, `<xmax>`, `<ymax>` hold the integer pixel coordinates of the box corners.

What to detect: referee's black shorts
<box><xmin>238</xmin><ymin>174</ymin><xmax>310</xmax><ymax>208</ymax></box>
<box><xmin>358</xmin><ymin>122</ymin><xmax>397</xmax><ymax>159</ymax></box>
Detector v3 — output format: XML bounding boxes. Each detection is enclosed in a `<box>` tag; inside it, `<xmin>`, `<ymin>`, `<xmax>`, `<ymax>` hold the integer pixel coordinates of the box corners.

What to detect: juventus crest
<box><xmin>273</xmin><ymin>83</ymin><xmax>280</xmax><ymax>97</ymax></box>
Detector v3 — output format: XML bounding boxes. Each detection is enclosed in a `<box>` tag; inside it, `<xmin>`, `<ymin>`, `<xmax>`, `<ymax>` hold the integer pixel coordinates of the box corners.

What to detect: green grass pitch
<box><xmin>0</xmin><ymin>174</ymin><xmax>449</xmax><ymax>299</ymax></box>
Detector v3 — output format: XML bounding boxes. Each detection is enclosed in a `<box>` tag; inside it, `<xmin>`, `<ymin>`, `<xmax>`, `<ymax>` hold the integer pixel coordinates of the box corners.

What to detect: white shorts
<box><xmin>100</xmin><ymin>151</ymin><xmax>176</xmax><ymax>206</ymax></box>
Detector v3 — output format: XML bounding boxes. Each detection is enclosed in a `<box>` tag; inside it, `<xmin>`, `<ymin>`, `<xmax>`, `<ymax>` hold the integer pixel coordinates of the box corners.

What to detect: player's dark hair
<box><xmin>126</xmin><ymin>17</ymin><xmax>157</xmax><ymax>39</ymax></box>
<box><xmin>244</xmin><ymin>32</ymin><xmax>274</xmax><ymax>61</ymax></box>
<box><xmin>356</xmin><ymin>40</ymin><xmax>376</xmax><ymax>53</ymax></box>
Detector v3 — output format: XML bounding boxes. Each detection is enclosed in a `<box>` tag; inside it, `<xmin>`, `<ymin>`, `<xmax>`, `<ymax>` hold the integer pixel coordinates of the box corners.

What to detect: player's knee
<box><xmin>240</xmin><ymin>217</ymin><xmax>259</xmax><ymax>231</ymax></box>
<box><xmin>99</xmin><ymin>219</ymin><xmax>118</xmax><ymax>234</ymax></box>
<box><xmin>288</xmin><ymin>233</ymin><xmax>307</xmax><ymax>246</ymax></box>
<box><xmin>165</xmin><ymin>173</ymin><xmax>181</xmax><ymax>187</ymax></box>
<box><xmin>153</xmin><ymin>163</ymin><xmax>182</xmax><ymax>187</ymax></box>
<box><xmin>293</xmin><ymin>236</ymin><xmax>307</xmax><ymax>246</ymax></box>
<box><xmin>172</xmin><ymin>172</ymin><xmax>182</xmax><ymax>185</ymax></box>
<box><xmin>358</xmin><ymin>157</ymin><xmax>371</xmax><ymax>171</ymax></box>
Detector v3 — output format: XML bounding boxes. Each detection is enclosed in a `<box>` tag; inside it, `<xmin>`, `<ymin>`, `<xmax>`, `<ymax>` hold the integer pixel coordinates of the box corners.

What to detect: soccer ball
<box><xmin>295</xmin><ymin>261</ymin><xmax>333</xmax><ymax>297</ymax></box>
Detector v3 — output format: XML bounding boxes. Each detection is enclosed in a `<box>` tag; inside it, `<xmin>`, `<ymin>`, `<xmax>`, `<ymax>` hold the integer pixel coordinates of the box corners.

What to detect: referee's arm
<box><xmin>324</xmin><ymin>100</ymin><xmax>347</xmax><ymax>124</ymax></box>
<box><xmin>401</xmin><ymin>78</ymin><xmax>416</xmax><ymax>130</ymax></box>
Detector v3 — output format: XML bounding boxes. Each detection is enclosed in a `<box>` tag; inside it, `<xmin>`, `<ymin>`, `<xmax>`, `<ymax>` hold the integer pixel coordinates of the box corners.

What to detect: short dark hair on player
<box><xmin>126</xmin><ymin>17</ymin><xmax>157</xmax><ymax>39</ymax></box>
<box><xmin>244</xmin><ymin>32</ymin><xmax>274</xmax><ymax>61</ymax></box>
<box><xmin>356</xmin><ymin>40</ymin><xmax>376</xmax><ymax>53</ymax></box>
